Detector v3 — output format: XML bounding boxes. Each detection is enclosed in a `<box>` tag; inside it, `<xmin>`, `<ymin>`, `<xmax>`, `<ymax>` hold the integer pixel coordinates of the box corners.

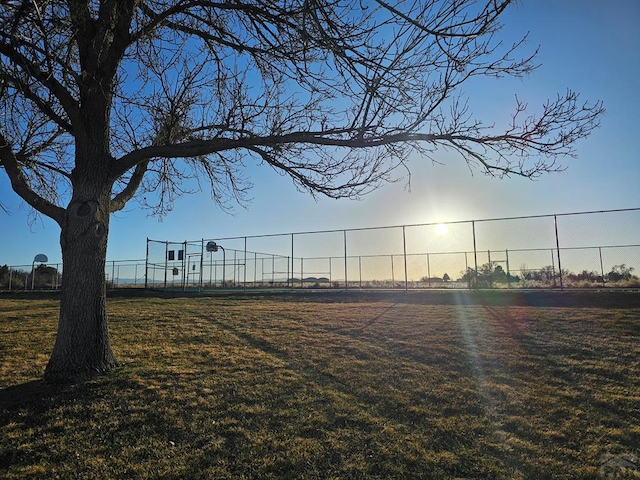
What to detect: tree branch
<box><xmin>375</xmin><ymin>0</ymin><xmax>510</xmax><ymax>38</ymax></box>
<box><xmin>0</xmin><ymin>41</ymin><xmax>80</xmax><ymax>126</ymax></box>
<box><xmin>1</xmin><ymin>72</ymin><xmax>74</xmax><ymax>133</ymax></box>
<box><xmin>1</xmin><ymin>0</ymin><xmax>605</xmax><ymax>218</ymax></box>
<box><xmin>0</xmin><ymin>133</ymin><xmax>65</xmax><ymax>225</ymax></box>
<box><xmin>110</xmin><ymin>160</ymin><xmax>149</xmax><ymax>212</ymax></box>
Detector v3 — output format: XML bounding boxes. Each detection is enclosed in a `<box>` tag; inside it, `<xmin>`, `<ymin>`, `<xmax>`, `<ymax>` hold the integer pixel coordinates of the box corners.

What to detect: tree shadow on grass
<box><xmin>0</xmin><ymin>373</ymin><xmax>144</xmax><ymax>420</ymax></box>
<box><xmin>0</xmin><ymin>379</ymin><xmax>85</xmax><ymax>469</ymax></box>
<box><xmin>107</xmin><ymin>287</ymin><xmax>640</xmax><ymax>308</ymax></box>
<box><xmin>0</xmin><ymin>379</ymin><xmax>68</xmax><ymax>412</ymax></box>
<box><xmin>0</xmin><ymin>372</ymin><xmax>196</xmax><ymax>478</ymax></box>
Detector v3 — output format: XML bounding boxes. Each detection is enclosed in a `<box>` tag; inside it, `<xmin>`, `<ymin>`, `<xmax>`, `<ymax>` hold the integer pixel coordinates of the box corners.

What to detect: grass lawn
<box><xmin>1</xmin><ymin>290</ymin><xmax>639</xmax><ymax>479</ymax></box>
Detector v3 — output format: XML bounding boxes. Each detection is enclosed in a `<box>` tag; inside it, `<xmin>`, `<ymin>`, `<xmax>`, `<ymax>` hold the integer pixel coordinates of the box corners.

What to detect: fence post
<box><xmin>403</xmin><ymin>226</ymin><xmax>408</xmax><ymax>291</ymax></box>
<box><xmin>464</xmin><ymin>252</ymin><xmax>470</xmax><ymax>289</ymax></box>
<box><xmin>343</xmin><ymin>230</ymin><xmax>348</xmax><ymax>290</ymax></box>
<box><xmin>506</xmin><ymin>249</ymin><xmax>511</xmax><ymax>288</ymax></box>
<box><xmin>145</xmin><ymin>238</ymin><xmax>149</xmax><ymax>289</ymax></box>
<box><xmin>260</xmin><ymin>257</ymin><xmax>265</xmax><ymax>286</ymax></box>
<box><xmin>599</xmin><ymin>247</ymin><xmax>605</xmax><ymax>285</ymax></box>
<box><xmin>427</xmin><ymin>253</ymin><xmax>431</xmax><ymax>288</ymax></box>
<box><xmin>286</xmin><ymin>256</ymin><xmax>290</xmax><ymax>288</ymax></box>
<box><xmin>554</xmin><ymin>215</ymin><xmax>564</xmax><ymax>290</ymax></box>
<box><xmin>291</xmin><ymin>233</ymin><xmax>294</xmax><ymax>290</ymax></box>
<box><xmin>182</xmin><ymin>241</ymin><xmax>187</xmax><ymax>291</ymax></box>
<box><xmin>244</xmin><ymin>237</ymin><xmax>248</xmax><ymax>291</ymax></box>
<box><xmin>391</xmin><ymin>255</ymin><xmax>395</xmax><ymax>286</ymax></box>
<box><xmin>233</xmin><ymin>249</ymin><xmax>237</xmax><ymax>286</ymax></box>
<box><xmin>200</xmin><ymin>239</ymin><xmax>205</xmax><ymax>292</ymax></box>
<box><xmin>472</xmin><ymin>221</ymin><xmax>478</xmax><ymax>289</ymax></box>
<box><xmin>164</xmin><ymin>241</ymin><xmax>169</xmax><ymax>288</ymax></box>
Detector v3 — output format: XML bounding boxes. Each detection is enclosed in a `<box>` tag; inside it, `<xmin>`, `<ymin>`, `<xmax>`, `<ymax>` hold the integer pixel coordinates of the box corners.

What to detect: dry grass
<box><xmin>1</xmin><ymin>290</ymin><xmax>639</xmax><ymax>479</ymax></box>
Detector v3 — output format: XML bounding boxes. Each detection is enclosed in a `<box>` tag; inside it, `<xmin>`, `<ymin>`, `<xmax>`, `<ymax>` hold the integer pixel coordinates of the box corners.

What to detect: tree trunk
<box><xmin>44</xmin><ymin>195</ymin><xmax>118</xmax><ymax>382</ymax></box>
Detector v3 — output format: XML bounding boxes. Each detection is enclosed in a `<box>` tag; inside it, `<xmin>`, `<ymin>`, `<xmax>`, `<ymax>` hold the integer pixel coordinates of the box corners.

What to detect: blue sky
<box><xmin>1</xmin><ymin>0</ymin><xmax>639</xmax><ymax>267</ymax></box>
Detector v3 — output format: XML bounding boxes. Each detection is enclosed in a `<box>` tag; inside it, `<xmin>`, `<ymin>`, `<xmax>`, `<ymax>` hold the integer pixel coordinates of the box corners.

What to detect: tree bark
<box><xmin>44</xmin><ymin>193</ymin><xmax>118</xmax><ymax>382</ymax></box>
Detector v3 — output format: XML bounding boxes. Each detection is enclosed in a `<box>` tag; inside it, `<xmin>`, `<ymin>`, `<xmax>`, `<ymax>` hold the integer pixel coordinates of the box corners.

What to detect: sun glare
<box><xmin>435</xmin><ymin>223</ymin><xmax>448</xmax><ymax>236</ymax></box>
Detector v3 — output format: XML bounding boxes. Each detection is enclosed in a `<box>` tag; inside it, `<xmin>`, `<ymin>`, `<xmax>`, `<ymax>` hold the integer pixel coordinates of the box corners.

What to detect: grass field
<box><xmin>1</xmin><ymin>290</ymin><xmax>639</xmax><ymax>479</ymax></box>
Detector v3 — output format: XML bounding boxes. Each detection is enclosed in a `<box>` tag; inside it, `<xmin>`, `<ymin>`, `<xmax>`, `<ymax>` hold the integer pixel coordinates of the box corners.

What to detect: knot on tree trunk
<box><xmin>68</xmin><ymin>200</ymin><xmax>98</xmax><ymax>219</ymax></box>
<box><xmin>61</xmin><ymin>200</ymin><xmax>107</xmax><ymax>247</ymax></box>
<box><xmin>94</xmin><ymin>222</ymin><xmax>106</xmax><ymax>238</ymax></box>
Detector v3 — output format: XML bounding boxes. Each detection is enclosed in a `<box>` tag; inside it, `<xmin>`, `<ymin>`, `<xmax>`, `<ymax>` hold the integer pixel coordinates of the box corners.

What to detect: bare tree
<box><xmin>0</xmin><ymin>0</ymin><xmax>603</xmax><ymax>381</ymax></box>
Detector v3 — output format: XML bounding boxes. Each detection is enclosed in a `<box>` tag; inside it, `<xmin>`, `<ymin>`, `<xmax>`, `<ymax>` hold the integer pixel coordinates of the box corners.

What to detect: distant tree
<box><xmin>567</xmin><ymin>270</ymin><xmax>600</xmax><ymax>284</ymax></box>
<box><xmin>0</xmin><ymin>264</ymin><xmax>9</xmax><ymax>289</ymax></box>
<box><xmin>460</xmin><ymin>265</ymin><xmax>483</xmax><ymax>287</ymax></box>
<box><xmin>539</xmin><ymin>265</ymin><xmax>556</xmax><ymax>283</ymax></box>
<box><xmin>460</xmin><ymin>262</ymin><xmax>518</xmax><ymax>286</ymax></box>
<box><xmin>493</xmin><ymin>264</ymin><xmax>506</xmax><ymax>282</ymax></box>
<box><xmin>459</xmin><ymin>268</ymin><xmax>472</xmax><ymax>284</ymax></box>
<box><xmin>0</xmin><ymin>1</ymin><xmax>604</xmax><ymax>381</ymax></box>
<box><xmin>442</xmin><ymin>273</ymin><xmax>451</xmax><ymax>282</ymax></box>
<box><xmin>35</xmin><ymin>264</ymin><xmax>55</xmax><ymax>274</ymax></box>
<box><xmin>30</xmin><ymin>264</ymin><xmax>61</xmax><ymax>289</ymax></box>
<box><xmin>2</xmin><ymin>267</ymin><xmax>27</xmax><ymax>290</ymax></box>
<box><xmin>608</xmin><ymin>264</ymin><xmax>635</xmax><ymax>282</ymax></box>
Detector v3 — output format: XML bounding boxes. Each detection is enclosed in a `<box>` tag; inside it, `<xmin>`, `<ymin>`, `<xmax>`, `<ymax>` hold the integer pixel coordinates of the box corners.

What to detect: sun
<box><xmin>435</xmin><ymin>223</ymin><xmax>448</xmax><ymax>236</ymax></box>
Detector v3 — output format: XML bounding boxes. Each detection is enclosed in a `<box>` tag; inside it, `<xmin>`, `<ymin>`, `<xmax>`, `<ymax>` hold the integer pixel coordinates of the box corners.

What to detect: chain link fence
<box><xmin>144</xmin><ymin>208</ymin><xmax>640</xmax><ymax>291</ymax></box>
<box><xmin>2</xmin><ymin>208</ymin><xmax>638</xmax><ymax>291</ymax></box>
<box><xmin>0</xmin><ymin>260</ymin><xmax>146</xmax><ymax>291</ymax></box>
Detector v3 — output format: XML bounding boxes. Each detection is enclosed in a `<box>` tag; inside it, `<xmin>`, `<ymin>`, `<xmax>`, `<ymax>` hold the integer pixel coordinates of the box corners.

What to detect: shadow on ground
<box><xmin>2</xmin><ymin>287</ymin><xmax>639</xmax><ymax>309</ymax></box>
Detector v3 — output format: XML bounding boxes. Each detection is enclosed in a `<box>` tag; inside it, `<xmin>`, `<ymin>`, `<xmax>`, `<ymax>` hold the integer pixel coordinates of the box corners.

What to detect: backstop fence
<box><xmin>144</xmin><ymin>208</ymin><xmax>640</xmax><ymax>291</ymax></box>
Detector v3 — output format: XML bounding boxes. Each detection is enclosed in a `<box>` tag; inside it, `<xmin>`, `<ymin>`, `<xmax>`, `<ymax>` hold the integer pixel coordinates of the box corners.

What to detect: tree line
<box><xmin>0</xmin><ymin>264</ymin><xmax>61</xmax><ymax>290</ymax></box>
<box><xmin>452</xmin><ymin>262</ymin><xmax>638</xmax><ymax>288</ymax></box>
